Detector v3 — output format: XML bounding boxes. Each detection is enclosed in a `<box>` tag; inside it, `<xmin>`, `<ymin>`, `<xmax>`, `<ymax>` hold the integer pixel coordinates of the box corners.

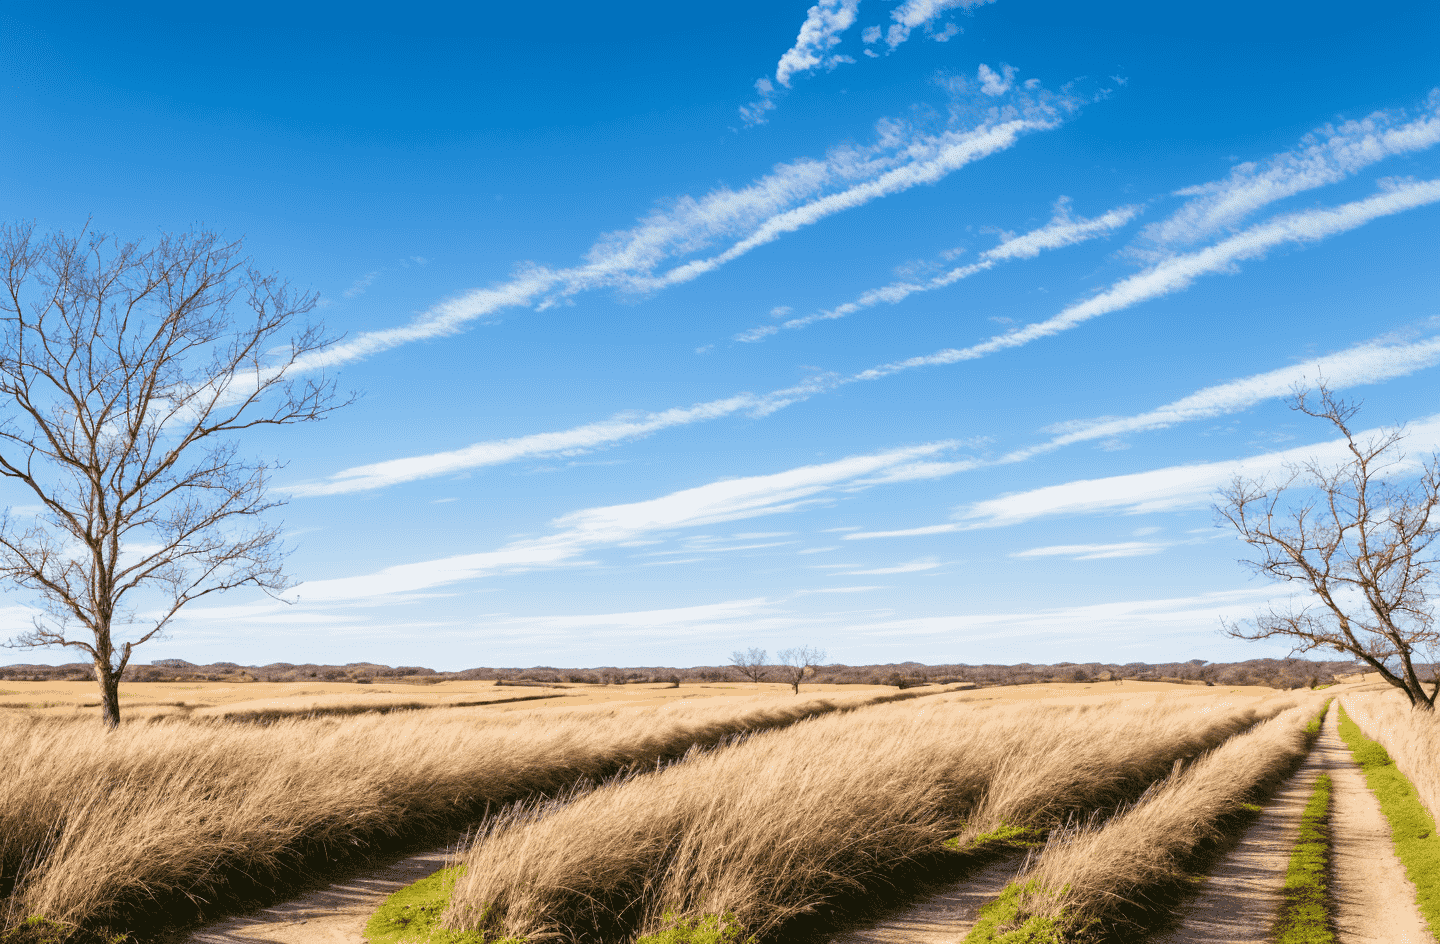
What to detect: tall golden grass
<box><xmin>0</xmin><ymin>689</ymin><xmax>903</xmax><ymax>937</ymax></box>
<box><xmin>444</xmin><ymin>691</ymin><xmax>1294</xmax><ymax>942</ymax></box>
<box><xmin>966</xmin><ymin>698</ymin><xmax>1322</xmax><ymax>941</ymax></box>
<box><xmin>1340</xmin><ymin>689</ymin><xmax>1440</xmax><ymax>824</ymax></box>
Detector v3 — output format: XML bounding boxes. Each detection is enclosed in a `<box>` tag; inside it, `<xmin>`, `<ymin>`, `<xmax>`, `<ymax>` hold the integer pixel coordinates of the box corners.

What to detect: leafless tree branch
<box><xmin>1215</xmin><ymin>382</ymin><xmax>1440</xmax><ymax>709</ymax></box>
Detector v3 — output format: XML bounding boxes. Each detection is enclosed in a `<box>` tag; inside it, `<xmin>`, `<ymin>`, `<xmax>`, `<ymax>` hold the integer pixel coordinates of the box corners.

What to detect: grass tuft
<box><xmin>946</xmin><ymin>822</ymin><xmax>1047</xmax><ymax>854</ymax></box>
<box><xmin>961</xmin><ymin>882</ymin><xmax>1063</xmax><ymax>943</ymax></box>
<box><xmin>1336</xmin><ymin>703</ymin><xmax>1440</xmax><ymax>939</ymax></box>
<box><xmin>1273</xmin><ymin>772</ymin><xmax>1333</xmax><ymax>944</ymax></box>
<box><xmin>364</xmin><ymin>867</ymin><xmax>524</xmax><ymax>944</ymax></box>
<box><xmin>634</xmin><ymin>913</ymin><xmax>755</xmax><ymax>944</ymax></box>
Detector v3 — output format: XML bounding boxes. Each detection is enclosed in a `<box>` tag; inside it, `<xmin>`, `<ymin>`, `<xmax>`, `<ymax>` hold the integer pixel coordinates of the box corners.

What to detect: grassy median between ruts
<box><xmin>1272</xmin><ymin>771</ymin><xmax>1333</xmax><ymax>944</ymax></box>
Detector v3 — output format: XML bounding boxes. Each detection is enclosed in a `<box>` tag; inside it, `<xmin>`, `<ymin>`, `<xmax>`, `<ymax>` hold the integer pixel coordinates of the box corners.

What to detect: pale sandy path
<box><xmin>1151</xmin><ymin>707</ymin><xmax>1431</xmax><ymax>944</ymax></box>
<box><xmin>181</xmin><ymin>845</ymin><xmax>455</xmax><ymax>944</ymax></box>
<box><xmin>821</xmin><ymin>853</ymin><xmax>1029</xmax><ymax>944</ymax></box>
<box><xmin>1326</xmin><ymin>708</ymin><xmax>1432</xmax><ymax>944</ymax></box>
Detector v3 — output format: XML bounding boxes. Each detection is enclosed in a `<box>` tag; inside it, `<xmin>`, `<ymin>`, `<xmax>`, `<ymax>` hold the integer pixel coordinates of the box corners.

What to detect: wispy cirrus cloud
<box><xmin>295</xmin><ymin>78</ymin><xmax>1076</xmax><ymax>375</ymax></box>
<box><xmin>996</xmin><ymin>332</ymin><xmax>1440</xmax><ymax>462</ymax></box>
<box><xmin>742</xmin><ymin>0</ymin><xmax>861</xmax><ymax>125</ymax></box>
<box><xmin>1141</xmin><ymin>89</ymin><xmax>1440</xmax><ymax>252</ymax></box>
<box><xmin>742</xmin><ymin>0</ymin><xmax>1003</xmax><ymax>124</ymax></box>
<box><xmin>838</xmin><ymin>556</ymin><xmax>944</xmax><ymax>574</ymax></box>
<box><xmin>1010</xmin><ymin>542</ymin><xmax>1169</xmax><ymax>560</ymax></box>
<box><xmin>849</xmin><ymin>413</ymin><xmax>1440</xmax><ymax>539</ymax></box>
<box><xmin>290</xmin><ymin>324</ymin><xmax>1440</xmax><ymax>498</ymax></box>
<box><xmin>853</xmin><ymin>177</ymin><xmax>1440</xmax><ymax>382</ymax></box>
<box><xmin>880</xmin><ymin>0</ymin><xmax>999</xmax><ymax>50</ymax></box>
<box><xmin>735</xmin><ymin>197</ymin><xmax>1141</xmax><ymax>342</ymax></box>
<box><xmin>292</xmin><ymin>442</ymin><xmax>963</xmax><ymax>602</ymax></box>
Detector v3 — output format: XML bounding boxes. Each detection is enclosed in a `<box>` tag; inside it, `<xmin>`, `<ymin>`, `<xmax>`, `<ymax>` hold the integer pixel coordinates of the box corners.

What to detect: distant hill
<box><xmin>0</xmin><ymin>656</ymin><xmax>1378</xmax><ymax>690</ymax></box>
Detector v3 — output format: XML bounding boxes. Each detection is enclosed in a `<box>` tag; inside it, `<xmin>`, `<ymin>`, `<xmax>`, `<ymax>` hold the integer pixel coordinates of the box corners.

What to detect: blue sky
<box><xmin>2</xmin><ymin>0</ymin><xmax>1438</xmax><ymax>669</ymax></box>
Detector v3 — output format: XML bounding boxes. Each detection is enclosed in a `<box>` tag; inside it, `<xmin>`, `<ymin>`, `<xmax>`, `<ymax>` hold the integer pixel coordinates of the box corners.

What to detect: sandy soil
<box><xmin>1326</xmin><ymin>709</ymin><xmax>1432</xmax><ymax>944</ymax></box>
<box><xmin>1151</xmin><ymin>706</ymin><xmax>1432</xmax><ymax>944</ymax></box>
<box><xmin>823</xmin><ymin>853</ymin><xmax>1029</xmax><ymax>944</ymax></box>
<box><xmin>181</xmin><ymin>846</ymin><xmax>457</xmax><ymax>944</ymax></box>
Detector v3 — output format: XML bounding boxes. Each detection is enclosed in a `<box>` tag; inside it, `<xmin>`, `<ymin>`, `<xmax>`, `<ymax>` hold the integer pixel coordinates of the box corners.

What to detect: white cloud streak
<box><xmin>292</xmin><ymin>442</ymin><xmax>961</xmax><ymax>602</ymax></box>
<box><xmin>925</xmin><ymin>414</ymin><xmax>1440</xmax><ymax>534</ymax></box>
<box><xmin>840</xmin><ymin>556</ymin><xmax>943</xmax><ymax>574</ymax></box>
<box><xmin>736</xmin><ymin>197</ymin><xmax>1141</xmax><ymax>341</ymax></box>
<box><xmin>850</xmin><ymin>587</ymin><xmax>1278</xmax><ymax>641</ymax></box>
<box><xmin>853</xmin><ymin>177</ymin><xmax>1440</xmax><ymax>382</ymax></box>
<box><xmin>292</xmin><ymin>324</ymin><xmax>1440</xmax><ymax>498</ymax></box>
<box><xmin>742</xmin><ymin>0</ymin><xmax>861</xmax><ymax>125</ymax></box>
<box><xmin>1143</xmin><ymin>89</ymin><xmax>1440</xmax><ymax>250</ymax></box>
<box><xmin>1010</xmin><ymin>542</ymin><xmax>1169</xmax><ymax>560</ymax></box>
<box><xmin>294</xmin><ymin>82</ymin><xmax>1073</xmax><ymax>376</ymax></box>
<box><xmin>885</xmin><ymin>0</ymin><xmax>998</xmax><ymax>50</ymax></box>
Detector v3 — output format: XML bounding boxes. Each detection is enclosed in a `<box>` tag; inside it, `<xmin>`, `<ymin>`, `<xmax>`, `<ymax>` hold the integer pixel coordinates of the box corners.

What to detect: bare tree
<box><xmin>775</xmin><ymin>645</ymin><xmax>827</xmax><ymax>695</ymax></box>
<box><xmin>1216</xmin><ymin>385</ymin><xmax>1440</xmax><ymax>710</ymax></box>
<box><xmin>0</xmin><ymin>222</ymin><xmax>346</xmax><ymax>727</ymax></box>
<box><xmin>729</xmin><ymin>647</ymin><xmax>769</xmax><ymax>684</ymax></box>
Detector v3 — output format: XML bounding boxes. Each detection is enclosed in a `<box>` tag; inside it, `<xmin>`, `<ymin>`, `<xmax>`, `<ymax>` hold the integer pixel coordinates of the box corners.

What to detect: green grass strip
<box><xmin>1336</xmin><ymin>703</ymin><xmax>1440</xmax><ymax>939</ymax></box>
<box><xmin>363</xmin><ymin>865</ymin><xmax>525</xmax><ymax>944</ymax></box>
<box><xmin>1273</xmin><ymin>772</ymin><xmax>1333</xmax><ymax>944</ymax></box>
<box><xmin>959</xmin><ymin>880</ymin><xmax>1063</xmax><ymax>944</ymax></box>
<box><xmin>634</xmin><ymin>913</ymin><xmax>755</xmax><ymax>944</ymax></box>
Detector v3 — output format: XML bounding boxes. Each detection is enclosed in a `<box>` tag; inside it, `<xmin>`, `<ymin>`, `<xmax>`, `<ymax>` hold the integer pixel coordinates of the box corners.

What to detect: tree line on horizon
<box><xmin>0</xmin><ymin>655</ymin><xmax>1376</xmax><ymax>690</ymax></box>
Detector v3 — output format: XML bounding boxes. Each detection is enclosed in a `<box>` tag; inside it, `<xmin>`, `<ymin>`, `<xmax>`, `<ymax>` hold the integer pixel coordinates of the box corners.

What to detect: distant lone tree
<box><xmin>1216</xmin><ymin>385</ymin><xmax>1440</xmax><ymax>710</ymax></box>
<box><xmin>729</xmin><ymin>647</ymin><xmax>769</xmax><ymax>684</ymax></box>
<box><xmin>776</xmin><ymin>645</ymin><xmax>827</xmax><ymax>695</ymax></box>
<box><xmin>0</xmin><ymin>222</ymin><xmax>345</xmax><ymax>727</ymax></box>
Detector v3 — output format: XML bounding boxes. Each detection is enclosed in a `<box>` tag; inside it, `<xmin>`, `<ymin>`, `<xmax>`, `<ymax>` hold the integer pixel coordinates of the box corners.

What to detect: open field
<box><xmin>440</xmin><ymin>687</ymin><xmax>1300</xmax><ymax>943</ymax></box>
<box><xmin>0</xmin><ymin>683</ymin><xmax>934</xmax><ymax>940</ymax></box>
<box><xmin>4</xmin><ymin>676</ymin><xmax>1421</xmax><ymax>944</ymax></box>
<box><xmin>0</xmin><ymin>679</ymin><xmax>909</xmax><ymax>723</ymax></box>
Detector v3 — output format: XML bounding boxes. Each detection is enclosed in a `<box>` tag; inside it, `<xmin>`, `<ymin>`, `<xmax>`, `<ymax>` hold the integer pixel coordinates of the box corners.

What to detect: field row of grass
<box><xmin>0</xmin><ymin>686</ymin><xmax>929</xmax><ymax>941</ymax></box>
<box><xmin>961</xmin><ymin>699</ymin><xmax>1327</xmax><ymax>942</ymax></box>
<box><xmin>430</xmin><ymin>690</ymin><xmax>1300</xmax><ymax>943</ymax></box>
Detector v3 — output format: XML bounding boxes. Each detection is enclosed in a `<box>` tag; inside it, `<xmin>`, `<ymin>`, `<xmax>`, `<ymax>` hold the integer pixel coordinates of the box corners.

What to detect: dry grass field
<box><xmin>966</xmin><ymin>698</ymin><xmax>1325</xmax><ymax>941</ymax></box>
<box><xmin>442</xmin><ymin>686</ymin><xmax>1301</xmax><ymax>943</ymax></box>
<box><xmin>0</xmin><ymin>679</ymin><xmax>897</xmax><ymax>723</ymax></box>
<box><xmin>0</xmin><ymin>681</ymin><xmax>923</xmax><ymax>940</ymax></box>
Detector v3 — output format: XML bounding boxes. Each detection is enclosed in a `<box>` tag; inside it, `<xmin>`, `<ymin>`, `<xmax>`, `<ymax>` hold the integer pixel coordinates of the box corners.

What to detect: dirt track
<box><xmin>182</xmin><ymin>847</ymin><xmax>454</xmax><ymax>944</ymax></box>
<box><xmin>822</xmin><ymin>853</ymin><xmax>1028</xmax><ymax>944</ymax></box>
<box><xmin>1152</xmin><ymin>706</ymin><xmax>1430</xmax><ymax>944</ymax></box>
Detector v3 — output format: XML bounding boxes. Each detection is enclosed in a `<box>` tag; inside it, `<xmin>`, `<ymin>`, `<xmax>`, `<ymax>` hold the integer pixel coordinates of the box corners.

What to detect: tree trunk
<box><xmin>94</xmin><ymin>660</ymin><xmax>122</xmax><ymax>729</ymax></box>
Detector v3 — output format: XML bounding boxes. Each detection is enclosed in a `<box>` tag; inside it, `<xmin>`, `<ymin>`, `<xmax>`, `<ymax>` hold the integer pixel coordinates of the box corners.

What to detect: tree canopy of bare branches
<box><xmin>0</xmin><ymin>222</ymin><xmax>346</xmax><ymax>726</ymax></box>
<box><xmin>775</xmin><ymin>645</ymin><xmax>827</xmax><ymax>695</ymax></box>
<box><xmin>729</xmin><ymin>647</ymin><xmax>768</xmax><ymax>684</ymax></box>
<box><xmin>1216</xmin><ymin>385</ymin><xmax>1440</xmax><ymax>709</ymax></box>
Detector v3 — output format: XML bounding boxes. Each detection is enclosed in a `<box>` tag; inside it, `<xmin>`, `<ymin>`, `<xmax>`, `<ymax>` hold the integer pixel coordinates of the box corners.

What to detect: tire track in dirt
<box><xmin>180</xmin><ymin>846</ymin><xmax>455</xmax><ymax>944</ymax></box>
<box><xmin>1327</xmin><ymin>707</ymin><xmax>1432</xmax><ymax>944</ymax></box>
<box><xmin>821</xmin><ymin>853</ymin><xmax>1030</xmax><ymax>944</ymax></box>
<box><xmin>1150</xmin><ymin>706</ymin><xmax>1431</xmax><ymax>944</ymax></box>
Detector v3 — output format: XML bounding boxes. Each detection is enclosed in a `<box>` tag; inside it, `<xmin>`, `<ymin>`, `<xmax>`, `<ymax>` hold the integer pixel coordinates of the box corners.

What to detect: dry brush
<box><xmin>0</xmin><ymin>690</ymin><xmax>906</xmax><ymax>939</ymax></box>
<box><xmin>962</xmin><ymin>697</ymin><xmax>1325</xmax><ymax>942</ymax></box>
<box><xmin>443</xmin><ymin>691</ymin><xmax>1295</xmax><ymax>942</ymax></box>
